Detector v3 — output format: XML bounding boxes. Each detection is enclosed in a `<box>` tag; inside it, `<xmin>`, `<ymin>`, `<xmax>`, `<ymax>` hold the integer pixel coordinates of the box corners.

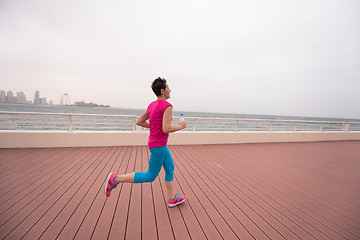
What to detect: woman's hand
<box><xmin>162</xmin><ymin>106</ymin><xmax>186</xmax><ymax>133</ymax></box>
<box><xmin>179</xmin><ymin>120</ymin><xmax>186</xmax><ymax>130</ymax></box>
<box><xmin>136</xmin><ymin>110</ymin><xmax>150</xmax><ymax>128</ymax></box>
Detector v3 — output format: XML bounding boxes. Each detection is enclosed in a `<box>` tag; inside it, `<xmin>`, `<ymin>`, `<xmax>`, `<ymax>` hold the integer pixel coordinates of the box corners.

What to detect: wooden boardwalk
<box><xmin>0</xmin><ymin>141</ymin><xmax>360</xmax><ymax>240</ymax></box>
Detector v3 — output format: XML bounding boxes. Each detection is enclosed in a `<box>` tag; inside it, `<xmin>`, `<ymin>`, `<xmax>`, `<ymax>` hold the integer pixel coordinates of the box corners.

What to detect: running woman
<box><xmin>104</xmin><ymin>77</ymin><xmax>187</xmax><ymax>208</ymax></box>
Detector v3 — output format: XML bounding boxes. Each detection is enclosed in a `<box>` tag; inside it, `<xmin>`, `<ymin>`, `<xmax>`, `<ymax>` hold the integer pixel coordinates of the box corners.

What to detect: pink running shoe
<box><xmin>168</xmin><ymin>193</ymin><xmax>187</xmax><ymax>208</ymax></box>
<box><xmin>104</xmin><ymin>173</ymin><xmax>118</xmax><ymax>197</ymax></box>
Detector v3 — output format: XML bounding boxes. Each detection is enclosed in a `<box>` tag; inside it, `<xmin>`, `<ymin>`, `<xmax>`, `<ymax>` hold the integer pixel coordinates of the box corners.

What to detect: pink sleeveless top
<box><xmin>147</xmin><ymin>100</ymin><xmax>172</xmax><ymax>148</ymax></box>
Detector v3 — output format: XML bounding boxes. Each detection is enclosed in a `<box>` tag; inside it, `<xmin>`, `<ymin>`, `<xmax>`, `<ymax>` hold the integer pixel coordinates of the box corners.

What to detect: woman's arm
<box><xmin>162</xmin><ymin>106</ymin><xmax>186</xmax><ymax>133</ymax></box>
<box><xmin>136</xmin><ymin>110</ymin><xmax>150</xmax><ymax>128</ymax></box>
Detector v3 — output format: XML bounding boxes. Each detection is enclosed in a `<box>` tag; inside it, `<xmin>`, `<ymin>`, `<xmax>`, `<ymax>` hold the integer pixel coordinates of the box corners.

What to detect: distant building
<box><xmin>74</xmin><ymin>101</ymin><xmax>110</xmax><ymax>108</ymax></box>
<box><xmin>7</xmin><ymin>90</ymin><xmax>14</xmax><ymax>98</ymax></box>
<box><xmin>7</xmin><ymin>91</ymin><xmax>18</xmax><ymax>104</ymax></box>
<box><xmin>17</xmin><ymin>92</ymin><xmax>27</xmax><ymax>104</ymax></box>
<box><xmin>0</xmin><ymin>90</ymin><xmax>47</xmax><ymax>105</ymax></box>
<box><xmin>40</xmin><ymin>97</ymin><xmax>47</xmax><ymax>105</ymax></box>
<box><xmin>34</xmin><ymin>91</ymin><xmax>40</xmax><ymax>105</ymax></box>
<box><xmin>74</xmin><ymin>101</ymin><xmax>86</xmax><ymax>107</ymax></box>
<box><xmin>0</xmin><ymin>90</ymin><xmax>5</xmax><ymax>103</ymax></box>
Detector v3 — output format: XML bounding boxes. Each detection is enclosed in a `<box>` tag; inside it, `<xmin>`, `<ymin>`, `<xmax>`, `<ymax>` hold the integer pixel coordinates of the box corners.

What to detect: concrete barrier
<box><xmin>1</xmin><ymin>130</ymin><xmax>360</xmax><ymax>148</ymax></box>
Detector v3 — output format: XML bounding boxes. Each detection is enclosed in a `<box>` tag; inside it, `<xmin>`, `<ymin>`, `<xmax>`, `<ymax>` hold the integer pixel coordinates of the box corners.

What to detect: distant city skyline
<box><xmin>0</xmin><ymin>89</ymin><xmax>32</xmax><ymax>104</ymax></box>
<box><xmin>0</xmin><ymin>89</ymin><xmax>52</xmax><ymax>105</ymax></box>
<box><xmin>0</xmin><ymin>89</ymin><xmax>109</xmax><ymax>107</ymax></box>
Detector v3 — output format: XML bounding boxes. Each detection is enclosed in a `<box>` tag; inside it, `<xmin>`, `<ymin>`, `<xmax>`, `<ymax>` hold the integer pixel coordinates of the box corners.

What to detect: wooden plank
<box><xmin>0</xmin><ymin>148</ymin><xmax>51</xmax><ymax>168</ymax></box>
<box><xmin>169</xmin><ymin>146</ymin><xmax>233</xmax><ymax>240</ymax></box>
<box><xmin>140</xmin><ymin>146</ymin><xmax>158</xmax><ymax>240</ymax></box>
<box><xmin>88</xmin><ymin>146</ymin><xmax>126</xmax><ymax>240</ymax></box>
<box><xmin>70</xmin><ymin>147</ymin><xmax>119</xmax><ymax>240</ymax></box>
<box><xmin>108</xmin><ymin>146</ymin><xmax>137</xmax><ymax>239</ymax></box>
<box><xmin>0</xmin><ymin>147</ymin><xmax>89</xmax><ymax>224</ymax></box>
<box><xmin>0</xmin><ymin>148</ymin><xmax>37</xmax><ymax>165</ymax></box>
<box><xmin>205</xmin><ymin>143</ymin><xmax>330</xmax><ymax>238</ymax></box>
<box><xmin>209</xmin><ymin>143</ymin><xmax>358</xmax><ymax>239</ymax></box>
<box><xmin>178</xmin><ymin>145</ymin><xmax>290</xmax><ymax>239</ymax></box>
<box><xmin>0</xmin><ymin>147</ymin><xmax>81</xmax><ymax>205</ymax></box>
<box><xmin>150</xmin><ymin>154</ymin><xmax>174</xmax><ymax>240</ymax></box>
<box><xmin>0</xmin><ymin>148</ymin><xmax>22</xmax><ymax>159</ymax></box>
<box><xmin>244</xmin><ymin>142</ymin><xmax>360</xmax><ymax>202</ymax></box>
<box><xmin>186</xmin><ymin>144</ymin><xmax>311</xmax><ymax>239</ymax></box>
<box><xmin>197</xmin><ymin>143</ymin><xmax>319</xmax><ymax>238</ymax></box>
<box><xmin>39</xmin><ymin>147</ymin><xmax>122</xmax><ymax>240</ymax></box>
<box><xmin>246</xmin><ymin>142</ymin><xmax>360</xmax><ymax>205</ymax></box>
<box><xmin>0</xmin><ymin>147</ymin><xmax>62</xmax><ymax>184</ymax></box>
<box><xmin>125</xmin><ymin>146</ymin><xmax>142</xmax><ymax>240</ymax></box>
<box><xmin>157</xmin><ymin>159</ymin><xmax>191</xmax><ymax>240</ymax></box>
<box><xmin>206</xmin><ymin>144</ymin><xmax>338</xmax><ymax>239</ymax></box>
<box><xmin>172</xmin><ymin>145</ymin><xmax>263</xmax><ymax>240</ymax></box>
<box><xmin>169</xmin><ymin>154</ymin><xmax>223</xmax><ymax>240</ymax></box>
<box><xmin>22</xmin><ymin>147</ymin><xmax>116</xmax><ymax>240</ymax></box>
<box><xmin>0</xmin><ymin>147</ymin><xmax>95</xmax><ymax>238</ymax></box>
<box><xmin>0</xmin><ymin>141</ymin><xmax>359</xmax><ymax>240</ymax></box>
<box><xmin>168</xmin><ymin>147</ymin><xmax>208</xmax><ymax>240</ymax></box>
<box><xmin>67</xmin><ymin>146</ymin><xmax>127</xmax><ymax>240</ymax></box>
<box><xmin>249</xmin><ymin>147</ymin><xmax>360</xmax><ymax>238</ymax></box>
<box><xmin>223</xmin><ymin>142</ymin><xmax>360</xmax><ymax>237</ymax></box>
<box><xmin>0</xmin><ymin>147</ymin><xmax>108</xmax><ymax>239</ymax></box>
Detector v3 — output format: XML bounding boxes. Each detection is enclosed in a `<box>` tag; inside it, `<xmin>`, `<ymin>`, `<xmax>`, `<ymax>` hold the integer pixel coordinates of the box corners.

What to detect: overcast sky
<box><xmin>1</xmin><ymin>0</ymin><xmax>359</xmax><ymax>119</ymax></box>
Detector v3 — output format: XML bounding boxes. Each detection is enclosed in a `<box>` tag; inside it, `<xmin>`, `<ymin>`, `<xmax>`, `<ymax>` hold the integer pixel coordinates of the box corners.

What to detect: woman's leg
<box><xmin>105</xmin><ymin>147</ymin><xmax>165</xmax><ymax>197</ymax></box>
<box><xmin>165</xmin><ymin>181</ymin><xmax>175</xmax><ymax>199</ymax></box>
<box><xmin>115</xmin><ymin>172</ymin><xmax>135</xmax><ymax>183</ymax></box>
<box><xmin>133</xmin><ymin>147</ymin><xmax>165</xmax><ymax>183</ymax></box>
<box><xmin>162</xmin><ymin>146</ymin><xmax>187</xmax><ymax>207</ymax></box>
<box><xmin>114</xmin><ymin>147</ymin><xmax>166</xmax><ymax>184</ymax></box>
<box><xmin>162</xmin><ymin>147</ymin><xmax>175</xmax><ymax>199</ymax></box>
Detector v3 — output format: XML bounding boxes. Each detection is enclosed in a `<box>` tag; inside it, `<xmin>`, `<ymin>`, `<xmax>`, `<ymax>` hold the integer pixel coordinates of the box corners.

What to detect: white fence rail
<box><xmin>177</xmin><ymin>117</ymin><xmax>360</xmax><ymax>132</ymax></box>
<box><xmin>1</xmin><ymin>111</ymin><xmax>360</xmax><ymax>132</ymax></box>
<box><xmin>0</xmin><ymin>112</ymin><xmax>137</xmax><ymax>132</ymax></box>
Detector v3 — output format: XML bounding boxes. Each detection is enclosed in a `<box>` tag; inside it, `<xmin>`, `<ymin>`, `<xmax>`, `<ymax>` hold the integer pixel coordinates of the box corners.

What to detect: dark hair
<box><xmin>151</xmin><ymin>77</ymin><xmax>167</xmax><ymax>96</ymax></box>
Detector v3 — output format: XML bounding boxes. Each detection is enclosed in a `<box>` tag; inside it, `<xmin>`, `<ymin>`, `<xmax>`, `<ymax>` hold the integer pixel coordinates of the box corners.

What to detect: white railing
<box><xmin>173</xmin><ymin>116</ymin><xmax>360</xmax><ymax>132</ymax></box>
<box><xmin>1</xmin><ymin>111</ymin><xmax>360</xmax><ymax>132</ymax></box>
<box><xmin>0</xmin><ymin>111</ymin><xmax>137</xmax><ymax>132</ymax></box>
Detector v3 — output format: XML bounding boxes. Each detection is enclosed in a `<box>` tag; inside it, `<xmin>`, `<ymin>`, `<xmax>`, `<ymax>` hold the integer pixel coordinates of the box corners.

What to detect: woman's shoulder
<box><xmin>160</xmin><ymin>100</ymin><xmax>172</xmax><ymax>111</ymax></box>
<box><xmin>149</xmin><ymin>99</ymin><xmax>172</xmax><ymax>106</ymax></box>
<box><xmin>147</xmin><ymin>100</ymin><xmax>172</xmax><ymax>110</ymax></box>
<box><xmin>161</xmin><ymin>100</ymin><xmax>172</xmax><ymax>106</ymax></box>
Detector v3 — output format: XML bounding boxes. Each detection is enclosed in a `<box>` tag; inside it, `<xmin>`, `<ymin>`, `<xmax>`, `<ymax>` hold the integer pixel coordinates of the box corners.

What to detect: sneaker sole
<box><xmin>104</xmin><ymin>172</ymin><xmax>112</xmax><ymax>197</ymax></box>
<box><xmin>168</xmin><ymin>197</ymin><xmax>187</xmax><ymax>208</ymax></box>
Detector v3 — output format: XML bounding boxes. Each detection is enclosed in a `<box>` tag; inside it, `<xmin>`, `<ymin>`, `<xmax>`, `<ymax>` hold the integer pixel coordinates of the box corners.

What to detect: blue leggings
<box><xmin>134</xmin><ymin>146</ymin><xmax>174</xmax><ymax>183</ymax></box>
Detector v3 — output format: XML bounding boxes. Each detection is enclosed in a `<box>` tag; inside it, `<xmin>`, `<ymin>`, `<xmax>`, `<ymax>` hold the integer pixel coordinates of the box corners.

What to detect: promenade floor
<box><xmin>0</xmin><ymin>141</ymin><xmax>360</xmax><ymax>240</ymax></box>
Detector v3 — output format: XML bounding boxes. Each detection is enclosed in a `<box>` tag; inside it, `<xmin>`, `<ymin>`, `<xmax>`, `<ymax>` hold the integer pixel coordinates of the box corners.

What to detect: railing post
<box><xmin>342</xmin><ymin>122</ymin><xmax>349</xmax><ymax>132</ymax></box>
<box><xmin>235</xmin><ymin>120</ymin><xmax>238</xmax><ymax>132</ymax></box>
<box><xmin>269</xmin><ymin>121</ymin><xmax>273</xmax><ymax>132</ymax></box>
<box><xmin>133</xmin><ymin>117</ymin><xmax>136</xmax><ymax>132</ymax></box>
<box><xmin>294</xmin><ymin>122</ymin><xmax>298</xmax><ymax>132</ymax></box>
<box><xmin>68</xmin><ymin>115</ymin><xmax>73</xmax><ymax>132</ymax></box>
<box><xmin>193</xmin><ymin>119</ymin><xmax>196</xmax><ymax>132</ymax></box>
<box><xmin>320</xmin><ymin>122</ymin><xmax>324</xmax><ymax>132</ymax></box>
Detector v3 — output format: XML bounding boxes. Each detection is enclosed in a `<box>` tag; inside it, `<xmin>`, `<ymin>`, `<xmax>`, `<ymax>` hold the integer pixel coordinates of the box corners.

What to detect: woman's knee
<box><xmin>165</xmin><ymin>171</ymin><xmax>174</xmax><ymax>182</ymax></box>
<box><xmin>164</xmin><ymin>164</ymin><xmax>174</xmax><ymax>182</ymax></box>
<box><xmin>134</xmin><ymin>171</ymin><xmax>157</xmax><ymax>183</ymax></box>
<box><xmin>146</xmin><ymin>172</ymin><xmax>158</xmax><ymax>182</ymax></box>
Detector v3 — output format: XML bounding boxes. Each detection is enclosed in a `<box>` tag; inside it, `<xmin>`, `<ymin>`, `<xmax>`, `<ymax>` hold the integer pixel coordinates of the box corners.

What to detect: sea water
<box><xmin>1</xmin><ymin>104</ymin><xmax>359</xmax><ymax>131</ymax></box>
